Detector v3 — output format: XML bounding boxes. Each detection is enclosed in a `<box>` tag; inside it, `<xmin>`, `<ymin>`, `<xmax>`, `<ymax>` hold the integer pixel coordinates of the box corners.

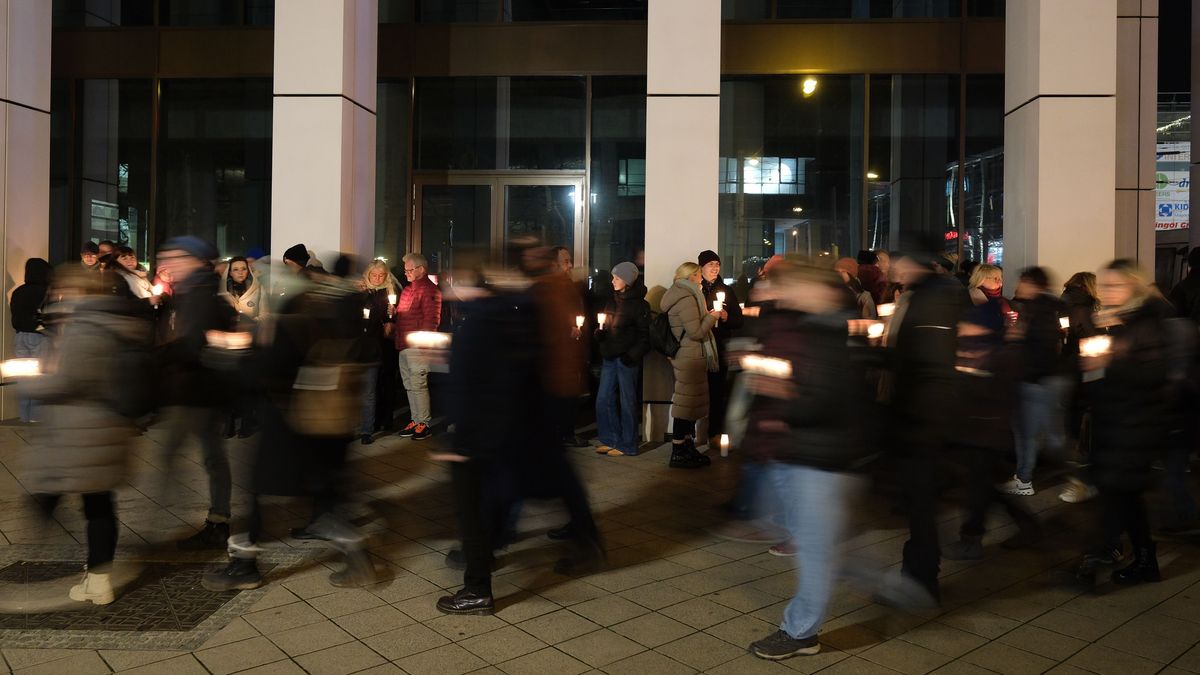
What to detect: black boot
<box><xmin>178</xmin><ymin>521</ymin><xmax>230</xmax><ymax>551</ymax></box>
<box><xmin>221</xmin><ymin>416</ymin><xmax>236</xmax><ymax>439</ymax></box>
<box><xmin>669</xmin><ymin>439</ymin><xmax>704</xmax><ymax>469</ymax></box>
<box><xmin>1112</xmin><ymin>542</ymin><xmax>1161</xmax><ymax>584</ymax></box>
<box><xmin>436</xmin><ymin>589</ymin><xmax>495</xmax><ymax>615</ymax></box>
<box><xmin>202</xmin><ymin>557</ymin><xmax>263</xmax><ymax>591</ymax></box>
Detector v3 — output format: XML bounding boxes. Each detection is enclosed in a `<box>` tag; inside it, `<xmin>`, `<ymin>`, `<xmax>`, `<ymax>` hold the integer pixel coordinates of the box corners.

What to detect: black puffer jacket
<box><xmin>746</xmin><ymin>309</ymin><xmax>874</xmax><ymax>471</ymax></box>
<box><xmin>158</xmin><ymin>267</ymin><xmax>237</xmax><ymax>408</ymax></box>
<box><xmin>1089</xmin><ymin>299</ymin><xmax>1171</xmax><ymax>490</ymax></box>
<box><xmin>10</xmin><ymin>258</ymin><xmax>50</xmax><ymax>333</ymax></box>
<box><xmin>1012</xmin><ymin>292</ymin><xmax>1064</xmax><ymax>383</ymax></box>
<box><xmin>701</xmin><ymin>277</ymin><xmax>744</xmax><ymax>348</ymax></box>
<box><xmin>597</xmin><ymin>282</ymin><xmax>651</xmax><ymax>364</ymax></box>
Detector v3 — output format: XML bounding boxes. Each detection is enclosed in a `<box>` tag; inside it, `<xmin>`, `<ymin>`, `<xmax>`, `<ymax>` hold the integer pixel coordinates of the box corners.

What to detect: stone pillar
<box><xmin>1114</xmin><ymin>0</ymin><xmax>1158</xmax><ymax>265</ymax></box>
<box><xmin>271</xmin><ymin>0</ymin><xmax>377</xmax><ymax>268</ymax></box>
<box><xmin>1003</xmin><ymin>0</ymin><xmax>1117</xmax><ymax>288</ymax></box>
<box><xmin>1</xmin><ymin>0</ymin><xmax>52</xmax><ymax>419</ymax></box>
<box><xmin>643</xmin><ymin>0</ymin><xmax>720</xmax><ymax>444</ymax></box>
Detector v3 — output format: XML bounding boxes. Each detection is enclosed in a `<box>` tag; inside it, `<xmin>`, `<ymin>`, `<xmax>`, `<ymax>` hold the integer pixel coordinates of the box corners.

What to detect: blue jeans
<box><xmin>767</xmin><ymin>463</ymin><xmax>858</xmax><ymax>640</ymax></box>
<box><xmin>1014</xmin><ymin>377</ymin><xmax>1068</xmax><ymax>483</ymax></box>
<box><xmin>14</xmin><ymin>331</ymin><xmax>47</xmax><ymax>422</ymax></box>
<box><xmin>596</xmin><ymin>357</ymin><xmax>639</xmax><ymax>455</ymax></box>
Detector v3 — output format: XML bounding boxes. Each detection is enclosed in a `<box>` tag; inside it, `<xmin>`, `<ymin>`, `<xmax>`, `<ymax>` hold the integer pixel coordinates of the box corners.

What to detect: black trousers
<box><xmin>899</xmin><ymin>451</ymin><xmax>941</xmax><ymax>599</ymax></box>
<box><xmin>376</xmin><ymin>343</ymin><xmax>399</xmax><ymax>429</ymax></box>
<box><xmin>35</xmin><ymin>492</ymin><xmax>116</xmax><ymax>569</ymax></box>
<box><xmin>1099</xmin><ymin>487</ymin><xmax>1151</xmax><ymax>551</ymax></box>
<box><xmin>958</xmin><ymin>444</ymin><xmax>1038</xmax><ymax>538</ymax></box>
<box><xmin>706</xmin><ymin>365</ymin><xmax>729</xmax><ymax>439</ymax></box>
<box><xmin>452</xmin><ymin>460</ymin><xmax>493</xmax><ymax>596</ymax></box>
<box><xmin>672</xmin><ymin>418</ymin><xmax>696</xmax><ymax>441</ymax></box>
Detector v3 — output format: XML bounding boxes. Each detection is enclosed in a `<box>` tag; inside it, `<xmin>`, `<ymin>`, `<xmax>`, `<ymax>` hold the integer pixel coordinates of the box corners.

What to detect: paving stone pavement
<box><xmin>2</xmin><ymin>421</ymin><xmax>1200</xmax><ymax>674</ymax></box>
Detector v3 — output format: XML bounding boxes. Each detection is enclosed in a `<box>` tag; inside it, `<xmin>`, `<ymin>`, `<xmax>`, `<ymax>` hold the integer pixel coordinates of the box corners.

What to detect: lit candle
<box><xmin>741</xmin><ymin>354</ymin><xmax>793</xmax><ymax>379</ymax></box>
<box><xmin>739</xmin><ymin>303</ymin><xmax>746</xmax><ymax>311</ymax></box>
<box><xmin>877</xmin><ymin>303</ymin><xmax>895</xmax><ymax>317</ymax></box>
<box><xmin>713</xmin><ymin>300</ymin><xmax>724</xmax><ymax>313</ymax></box>
<box><xmin>151</xmin><ymin>283</ymin><xmax>164</xmax><ymax>296</ymax></box>
<box><xmin>575</xmin><ymin>315</ymin><xmax>585</xmax><ymax>329</ymax></box>
<box><xmin>716</xmin><ymin>291</ymin><xmax>726</xmax><ymax>304</ymax></box>
<box><xmin>867</xmin><ymin>322</ymin><xmax>885</xmax><ymax>339</ymax></box>
<box><xmin>407</xmin><ymin>331</ymin><xmax>452</xmax><ymax>350</ymax></box>
<box><xmin>387</xmin><ymin>293</ymin><xmax>397</xmax><ymax>306</ymax></box>
<box><xmin>362</xmin><ymin>308</ymin><xmax>371</xmax><ymax>320</ymax></box>
<box><xmin>597</xmin><ymin>313</ymin><xmax>607</xmax><ymax>329</ymax></box>
<box><xmin>719</xmin><ymin>434</ymin><xmax>730</xmax><ymax>458</ymax></box>
<box><xmin>1059</xmin><ymin>317</ymin><xmax>1070</xmax><ymax>330</ymax></box>
<box><xmin>1079</xmin><ymin>335</ymin><xmax>1112</xmax><ymax>358</ymax></box>
<box><xmin>0</xmin><ymin>359</ymin><xmax>41</xmax><ymax>378</ymax></box>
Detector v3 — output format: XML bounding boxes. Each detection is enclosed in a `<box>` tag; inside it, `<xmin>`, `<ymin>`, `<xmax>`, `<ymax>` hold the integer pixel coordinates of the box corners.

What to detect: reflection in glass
<box><xmin>52</xmin><ymin>0</ymin><xmax>153</xmax><ymax>27</ymax></box>
<box><xmin>961</xmin><ymin>75</ymin><xmax>1004</xmax><ymax>265</ymax></box>
<box><xmin>160</xmin><ymin>0</ymin><xmax>275</xmax><ymax>25</ymax></box>
<box><xmin>415</xmin><ymin>77</ymin><xmax>585</xmax><ymax>171</ymax></box>
<box><xmin>719</xmin><ymin>75</ymin><xmax>864</xmax><ymax>283</ymax></box>
<box><xmin>157</xmin><ymin>79</ymin><xmax>272</xmax><ymax>256</ymax></box>
<box><xmin>418</xmin><ymin>0</ymin><xmax>498</xmax><ymax>21</ymax></box>
<box><xmin>50</xmin><ymin>80</ymin><xmax>71</xmax><ymax>263</ymax></box>
<box><xmin>590</xmin><ymin>77</ymin><xmax>646</xmax><ymax>274</ymax></box>
<box><xmin>377</xmin><ymin>81</ymin><xmax>412</xmax><ymax>262</ymax></box>
<box><xmin>420</xmin><ymin>185</ymin><xmax>491</xmax><ymax>276</ymax></box>
<box><xmin>776</xmin><ymin>0</ymin><xmax>958</xmax><ymax>18</ymax></box>
<box><xmin>505</xmin><ymin>185</ymin><xmax>577</xmax><ymax>255</ymax></box>
<box><xmin>722</xmin><ymin>0</ymin><xmax>770</xmax><ymax>20</ymax></box>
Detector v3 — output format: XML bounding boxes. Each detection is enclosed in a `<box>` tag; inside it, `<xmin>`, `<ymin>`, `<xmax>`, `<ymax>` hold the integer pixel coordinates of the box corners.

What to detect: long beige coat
<box><xmin>660</xmin><ymin>280</ymin><xmax>717</xmax><ymax>421</ymax></box>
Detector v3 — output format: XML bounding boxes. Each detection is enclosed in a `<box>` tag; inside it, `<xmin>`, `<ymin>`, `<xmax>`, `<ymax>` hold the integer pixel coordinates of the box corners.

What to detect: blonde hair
<box><xmin>363</xmin><ymin>259</ymin><xmax>398</xmax><ymax>292</ymax></box>
<box><xmin>1064</xmin><ymin>271</ymin><xmax>1098</xmax><ymax>300</ymax></box>
<box><xmin>674</xmin><ymin>262</ymin><xmax>701</xmax><ymax>281</ymax></box>
<box><xmin>969</xmin><ymin>263</ymin><xmax>1003</xmax><ymax>290</ymax></box>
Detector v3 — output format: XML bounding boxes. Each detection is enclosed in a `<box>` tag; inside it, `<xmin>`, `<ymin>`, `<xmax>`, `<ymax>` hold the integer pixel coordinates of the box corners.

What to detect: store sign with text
<box><xmin>1156</xmin><ymin>142</ymin><xmax>1190</xmax><ymax>231</ymax></box>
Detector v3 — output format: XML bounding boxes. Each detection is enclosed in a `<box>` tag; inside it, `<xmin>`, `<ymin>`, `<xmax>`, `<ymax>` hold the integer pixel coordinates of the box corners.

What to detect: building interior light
<box><xmin>746</xmin><ymin>157</ymin><xmax>760</xmax><ymax>166</ymax></box>
<box><xmin>791</xmin><ymin>206</ymin><xmax>803</xmax><ymax>214</ymax></box>
<box><xmin>867</xmin><ymin>172</ymin><xmax>879</xmax><ymax>180</ymax></box>
<box><xmin>802</xmin><ymin>77</ymin><xmax>818</xmax><ymax>97</ymax></box>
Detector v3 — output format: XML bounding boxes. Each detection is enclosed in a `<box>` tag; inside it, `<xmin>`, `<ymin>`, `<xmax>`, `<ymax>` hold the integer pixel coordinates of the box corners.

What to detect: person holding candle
<box><xmin>394</xmin><ymin>252</ymin><xmax>443</xmax><ymax>441</ymax></box>
<box><xmin>1072</xmin><ymin>259</ymin><xmax>1173</xmax><ymax>586</ymax></box>
<box><xmin>593</xmin><ymin>262</ymin><xmax>650</xmax><ymax>457</ymax></box>
<box><xmin>697</xmin><ymin>250</ymin><xmax>743</xmax><ymax>452</ymax></box>
<box><xmin>359</xmin><ymin>259</ymin><xmax>402</xmax><ymax>443</ymax></box>
<box><xmin>662</xmin><ymin>261</ymin><xmax>722</xmax><ymax>469</ymax></box>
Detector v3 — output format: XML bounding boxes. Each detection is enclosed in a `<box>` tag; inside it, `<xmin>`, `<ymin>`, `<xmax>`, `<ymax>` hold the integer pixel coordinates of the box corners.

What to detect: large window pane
<box><xmin>160</xmin><ymin>0</ymin><xmax>274</xmax><ymax>25</ymax></box>
<box><xmin>157</xmin><ymin>79</ymin><xmax>272</xmax><ymax>256</ymax></box>
<box><xmin>967</xmin><ymin>0</ymin><xmax>1004</xmax><ymax>17</ymax></box>
<box><xmin>504</xmin><ymin>0</ymin><xmax>646</xmax><ymax>21</ymax></box>
<box><xmin>776</xmin><ymin>0</ymin><xmax>958</xmax><ymax>18</ymax></box>
<box><xmin>719</xmin><ymin>76</ymin><xmax>864</xmax><ymax>283</ymax></box>
<box><xmin>589</xmin><ymin>77</ymin><xmax>645</xmax><ymax>274</ymax></box>
<box><xmin>415</xmin><ymin>77</ymin><xmax>585</xmax><ymax>170</ymax></box>
<box><xmin>377</xmin><ymin>80</ymin><xmax>412</xmax><ymax>261</ymax></box>
<box><xmin>418</xmin><ymin>0</ymin><xmax>498</xmax><ymax>21</ymax></box>
<box><xmin>723</xmin><ymin>0</ymin><xmax>770</xmax><ymax>20</ymax></box>
<box><xmin>53</xmin><ymin>0</ymin><xmax>153</xmax><ymax>27</ymax></box>
<box><xmin>420</xmin><ymin>185</ymin><xmax>491</xmax><ymax>276</ymax></box>
<box><xmin>962</xmin><ymin>75</ymin><xmax>1004</xmax><ymax>264</ymax></box>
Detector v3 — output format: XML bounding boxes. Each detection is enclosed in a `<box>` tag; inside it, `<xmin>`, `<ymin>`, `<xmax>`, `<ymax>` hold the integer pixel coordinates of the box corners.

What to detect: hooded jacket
<box><xmin>10</xmin><ymin>259</ymin><xmax>51</xmax><ymax>333</ymax></box>
<box><xmin>220</xmin><ymin>264</ymin><xmax>265</xmax><ymax>321</ymax></box>
<box><xmin>597</xmin><ymin>282</ymin><xmax>651</xmax><ymax>363</ymax></box>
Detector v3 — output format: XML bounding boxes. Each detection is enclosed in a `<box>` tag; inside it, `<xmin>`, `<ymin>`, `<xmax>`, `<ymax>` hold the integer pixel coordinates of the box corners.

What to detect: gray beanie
<box><xmin>612</xmin><ymin>262</ymin><xmax>639</xmax><ymax>286</ymax></box>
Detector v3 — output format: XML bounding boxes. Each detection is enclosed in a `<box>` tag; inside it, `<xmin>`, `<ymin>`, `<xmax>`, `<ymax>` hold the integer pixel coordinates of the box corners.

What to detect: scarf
<box><xmin>982</xmin><ymin>285</ymin><xmax>1012</xmax><ymax>316</ymax></box>
<box><xmin>676</xmin><ymin>279</ymin><xmax>720</xmax><ymax>373</ymax></box>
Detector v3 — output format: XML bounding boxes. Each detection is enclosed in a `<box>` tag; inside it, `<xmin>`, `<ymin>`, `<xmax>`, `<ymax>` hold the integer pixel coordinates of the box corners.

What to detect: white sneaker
<box><xmin>998</xmin><ymin>475</ymin><xmax>1034</xmax><ymax>496</ymax></box>
<box><xmin>1058</xmin><ymin>478</ymin><xmax>1098</xmax><ymax>503</ymax></box>
<box><xmin>69</xmin><ymin>571</ymin><xmax>115</xmax><ymax>605</ymax></box>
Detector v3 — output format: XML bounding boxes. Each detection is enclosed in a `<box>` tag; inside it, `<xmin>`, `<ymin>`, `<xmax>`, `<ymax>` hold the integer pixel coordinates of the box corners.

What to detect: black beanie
<box><xmin>697</xmin><ymin>250</ymin><xmax>721</xmax><ymax>267</ymax></box>
<box><xmin>283</xmin><ymin>243</ymin><xmax>310</xmax><ymax>267</ymax></box>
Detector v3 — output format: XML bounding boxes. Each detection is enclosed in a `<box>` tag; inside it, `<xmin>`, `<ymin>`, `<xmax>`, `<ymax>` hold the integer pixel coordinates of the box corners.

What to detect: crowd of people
<box><xmin>6</xmin><ymin>234</ymin><xmax>1200</xmax><ymax>662</ymax></box>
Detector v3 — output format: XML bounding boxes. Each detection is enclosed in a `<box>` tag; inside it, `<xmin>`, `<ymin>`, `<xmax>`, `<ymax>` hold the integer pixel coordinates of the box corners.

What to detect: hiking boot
<box><xmin>998</xmin><ymin>475</ymin><xmax>1034</xmax><ymax>496</ymax></box>
<box><xmin>397</xmin><ymin>421</ymin><xmax>418</xmax><ymax>438</ymax></box>
<box><xmin>943</xmin><ymin>535</ymin><xmax>983</xmax><ymax>561</ymax></box>
<box><xmin>750</xmin><ymin>630</ymin><xmax>820</xmax><ymax>660</ymax></box>
<box><xmin>177</xmin><ymin>521</ymin><xmax>230</xmax><ymax>551</ymax></box>
<box><xmin>436</xmin><ymin>589</ymin><xmax>495</xmax><ymax>615</ymax></box>
<box><xmin>1112</xmin><ymin>543</ymin><xmax>1161</xmax><ymax>585</ymax></box>
<box><xmin>412</xmin><ymin>423</ymin><xmax>432</xmax><ymax>441</ymax></box>
<box><xmin>202</xmin><ymin>557</ymin><xmax>263</xmax><ymax>591</ymax></box>
<box><xmin>69</xmin><ymin>571</ymin><xmax>115</xmax><ymax>605</ymax></box>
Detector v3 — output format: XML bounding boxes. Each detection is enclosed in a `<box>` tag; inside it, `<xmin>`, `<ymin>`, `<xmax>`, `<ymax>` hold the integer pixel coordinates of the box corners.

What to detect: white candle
<box><xmin>867</xmin><ymin>322</ymin><xmax>885</xmax><ymax>339</ymax></box>
<box><xmin>387</xmin><ymin>293</ymin><xmax>397</xmax><ymax>306</ymax></box>
<box><xmin>407</xmin><ymin>331</ymin><xmax>452</xmax><ymax>350</ymax></box>
<box><xmin>597</xmin><ymin>313</ymin><xmax>607</xmax><ymax>328</ymax></box>
<box><xmin>1059</xmin><ymin>317</ymin><xmax>1070</xmax><ymax>330</ymax></box>
<box><xmin>719</xmin><ymin>434</ymin><xmax>730</xmax><ymax>458</ymax></box>
<box><xmin>0</xmin><ymin>359</ymin><xmax>41</xmax><ymax>378</ymax></box>
<box><xmin>575</xmin><ymin>315</ymin><xmax>585</xmax><ymax>328</ymax></box>
<box><xmin>741</xmin><ymin>354</ymin><xmax>793</xmax><ymax>379</ymax></box>
<box><xmin>713</xmin><ymin>300</ymin><xmax>724</xmax><ymax>313</ymax></box>
<box><xmin>877</xmin><ymin>302</ymin><xmax>896</xmax><ymax>317</ymax></box>
<box><xmin>362</xmin><ymin>308</ymin><xmax>371</xmax><ymax>320</ymax></box>
<box><xmin>716</xmin><ymin>291</ymin><xmax>726</xmax><ymax>304</ymax></box>
<box><xmin>1079</xmin><ymin>335</ymin><xmax>1112</xmax><ymax>358</ymax></box>
<box><xmin>739</xmin><ymin>303</ymin><xmax>746</xmax><ymax>311</ymax></box>
<box><xmin>151</xmin><ymin>283</ymin><xmax>164</xmax><ymax>296</ymax></box>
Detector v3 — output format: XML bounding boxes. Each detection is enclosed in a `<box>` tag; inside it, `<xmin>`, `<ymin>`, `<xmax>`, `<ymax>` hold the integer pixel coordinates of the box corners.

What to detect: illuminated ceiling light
<box><xmin>801</xmin><ymin>77</ymin><xmax>818</xmax><ymax>97</ymax></box>
<box><xmin>791</xmin><ymin>229</ymin><xmax>798</xmax><ymax>236</ymax></box>
<box><xmin>791</xmin><ymin>206</ymin><xmax>803</xmax><ymax>213</ymax></box>
<box><xmin>866</xmin><ymin>172</ymin><xmax>879</xmax><ymax>180</ymax></box>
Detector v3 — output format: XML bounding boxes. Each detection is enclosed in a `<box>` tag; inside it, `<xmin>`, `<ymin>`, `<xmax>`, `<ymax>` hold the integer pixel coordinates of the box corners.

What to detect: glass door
<box><xmin>414</xmin><ymin>181</ymin><xmax>493</xmax><ymax>277</ymax></box>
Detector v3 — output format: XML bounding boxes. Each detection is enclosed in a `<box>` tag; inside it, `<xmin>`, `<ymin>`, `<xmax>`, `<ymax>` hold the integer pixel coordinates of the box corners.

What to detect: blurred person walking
<box><xmin>857</xmin><ymin>250</ymin><xmax>889</xmax><ymax>306</ymax></box>
<box><xmin>394</xmin><ymin>253</ymin><xmax>442</xmax><ymax>440</ymax></box>
<box><xmin>661</xmin><ymin>262</ymin><xmax>722</xmax><ymax>469</ymax></box>
<box><xmin>744</xmin><ymin>262</ymin><xmax>872</xmax><ymax>660</ymax></box>
<box><xmin>10</xmin><ymin>258</ymin><xmax>52</xmax><ymax>423</ymax></box>
<box><xmin>593</xmin><ymin>262</ymin><xmax>650</xmax><ymax>457</ymax></box>
<box><xmin>156</xmin><ymin>236</ymin><xmax>238</xmax><ymax>550</ymax></box>
<box><xmin>834</xmin><ymin>256</ymin><xmax>878</xmax><ymax>319</ymax></box>
<box><xmin>21</xmin><ymin>266</ymin><xmax>153</xmax><ymax>604</ymax></box>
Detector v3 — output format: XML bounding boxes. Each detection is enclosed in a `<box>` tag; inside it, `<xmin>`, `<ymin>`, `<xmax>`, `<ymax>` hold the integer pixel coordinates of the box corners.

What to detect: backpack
<box><xmin>649</xmin><ymin>311</ymin><xmax>682</xmax><ymax>357</ymax></box>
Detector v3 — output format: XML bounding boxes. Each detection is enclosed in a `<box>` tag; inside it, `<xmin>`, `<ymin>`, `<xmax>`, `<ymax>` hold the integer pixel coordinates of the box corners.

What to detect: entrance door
<box><xmin>413</xmin><ymin>174</ymin><xmax>585</xmax><ymax>276</ymax></box>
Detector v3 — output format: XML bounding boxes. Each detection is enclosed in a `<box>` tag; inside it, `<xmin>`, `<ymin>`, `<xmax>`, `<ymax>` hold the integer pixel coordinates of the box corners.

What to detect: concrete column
<box><xmin>1003</xmin><ymin>0</ymin><xmax>1117</xmax><ymax>288</ymax></box>
<box><xmin>271</xmin><ymin>0</ymin><xmax>377</xmax><ymax>267</ymax></box>
<box><xmin>1</xmin><ymin>0</ymin><xmax>52</xmax><ymax>419</ymax></box>
<box><xmin>643</xmin><ymin>0</ymin><xmax>720</xmax><ymax>444</ymax></box>
<box><xmin>1114</xmin><ymin>0</ymin><xmax>1158</xmax><ymax>265</ymax></box>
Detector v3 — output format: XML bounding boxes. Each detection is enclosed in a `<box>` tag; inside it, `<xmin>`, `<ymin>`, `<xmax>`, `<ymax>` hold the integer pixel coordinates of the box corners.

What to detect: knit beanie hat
<box><xmin>611</xmin><ymin>261</ymin><xmax>639</xmax><ymax>286</ymax></box>
<box><xmin>283</xmin><ymin>243</ymin><xmax>310</xmax><ymax>267</ymax></box>
<box><xmin>697</xmin><ymin>250</ymin><xmax>721</xmax><ymax>267</ymax></box>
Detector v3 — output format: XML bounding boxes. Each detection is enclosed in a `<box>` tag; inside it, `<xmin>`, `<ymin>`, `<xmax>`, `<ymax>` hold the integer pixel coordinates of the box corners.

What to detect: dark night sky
<box><xmin>1159</xmin><ymin>0</ymin><xmax>1191</xmax><ymax>92</ymax></box>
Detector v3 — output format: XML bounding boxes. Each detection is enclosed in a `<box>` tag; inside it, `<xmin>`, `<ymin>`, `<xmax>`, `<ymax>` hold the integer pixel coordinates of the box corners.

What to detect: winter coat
<box><xmin>1169</xmin><ymin>272</ymin><xmax>1200</xmax><ymax>323</ymax></box>
<box><xmin>950</xmin><ymin>336</ymin><xmax>1020</xmax><ymax>453</ymax></box>
<box><xmin>158</xmin><ymin>267</ymin><xmax>237</xmax><ymax>408</ymax></box>
<box><xmin>362</xmin><ymin>288</ymin><xmax>395</xmax><ymax>364</ymax></box>
<box><xmin>19</xmin><ymin>296</ymin><xmax>152</xmax><ymax>494</ymax></box>
<box><xmin>1012</xmin><ymin>293</ymin><xmax>1065</xmax><ymax>383</ymax></box>
<box><xmin>701</xmin><ymin>278</ymin><xmax>744</xmax><ymax>350</ymax></box>
<box><xmin>859</xmin><ymin>263</ymin><xmax>888</xmax><ymax>306</ymax></box>
<box><xmin>597</xmin><ymin>282</ymin><xmax>651</xmax><ymax>364</ymax></box>
<box><xmin>745</xmin><ymin>309</ymin><xmax>874</xmax><ymax>470</ymax></box>
<box><xmin>531</xmin><ymin>272</ymin><xmax>587</xmax><ymax>398</ymax></box>
<box><xmin>10</xmin><ymin>259</ymin><xmax>50</xmax><ymax>333</ymax></box>
<box><xmin>1060</xmin><ymin>286</ymin><xmax>1098</xmax><ymax>376</ymax></box>
<box><xmin>1089</xmin><ymin>299</ymin><xmax>1171</xmax><ymax>490</ymax></box>
<box><xmin>661</xmin><ymin>279</ymin><xmax>718</xmax><ymax>421</ymax></box>
<box><xmin>220</xmin><ymin>266</ymin><xmax>265</xmax><ymax>321</ymax></box>
<box><xmin>393</xmin><ymin>275</ymin><xmax>442</xmax><ymax>352</ymax></box>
